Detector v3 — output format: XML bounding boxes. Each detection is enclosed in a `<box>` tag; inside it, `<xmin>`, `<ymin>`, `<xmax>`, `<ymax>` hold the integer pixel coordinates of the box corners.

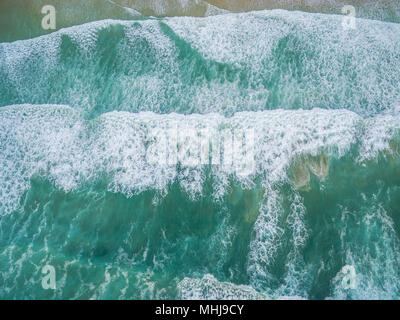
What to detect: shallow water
<box><xmin>0</xmin><ymin>1</ymin><xmax>400</xmax><ymax>300</ymax></box>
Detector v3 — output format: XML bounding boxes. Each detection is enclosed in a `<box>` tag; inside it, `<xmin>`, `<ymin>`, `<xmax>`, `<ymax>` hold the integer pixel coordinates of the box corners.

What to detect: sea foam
<box><xmin>1</xmin><ymin>10</ymin><xmax>400</xmax><ymax>117</ymax></box>
<box><xmin>1</xmin><ymin>103</ymin><xmax>398</xmax><ymax>217</ymax></box>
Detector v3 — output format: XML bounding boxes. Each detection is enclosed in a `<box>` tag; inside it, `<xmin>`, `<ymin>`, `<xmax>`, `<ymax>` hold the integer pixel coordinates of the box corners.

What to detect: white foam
<box><xmin>329</xmin><ymin>204</ymin><xmax>400</xmax><ymax>299</ymax></box>
<box><xmin>358</xmin><ymin>113</ymin><xmax>400</xmax><ymax>161</ymax></box>
<box><xmin>1</xmin><ymin>10</ymin><xmax>400</xmax><ymax>116</ymax></box>
<box><xmin>1</xmin><ymin>104</ymin><xmax>399</xmax><ymax>298</ymax></box>
<box><xmin>178</xmin><ymin>274</ymin><xmax>270</xmax><ymax>299</ymax></box>
<box><xmin>3</xmin><ymin>103</ymin><xmax>396</xmax><ymax>218</ymax></box>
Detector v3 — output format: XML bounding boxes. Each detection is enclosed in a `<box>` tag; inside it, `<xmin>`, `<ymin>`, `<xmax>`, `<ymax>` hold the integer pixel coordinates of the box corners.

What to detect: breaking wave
<box><xmin>1</xmin><ymin>7</ymin><xmax>400</xmax><ymax>300</ymax></box>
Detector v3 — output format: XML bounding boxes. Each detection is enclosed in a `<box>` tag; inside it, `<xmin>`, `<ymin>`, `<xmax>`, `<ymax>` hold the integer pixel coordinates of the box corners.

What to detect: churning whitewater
<box><xmin>0</xmin><ymin>6</ymin><xmax>400</xmax><ymax>300</ymax></box>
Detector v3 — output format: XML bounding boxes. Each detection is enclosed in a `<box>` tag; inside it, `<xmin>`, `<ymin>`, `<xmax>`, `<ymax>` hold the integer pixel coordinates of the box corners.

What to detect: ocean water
<box><xmin>0</xmin><ymin>1</ymin><xmax>400</xmax><ymax>300</ymax></box>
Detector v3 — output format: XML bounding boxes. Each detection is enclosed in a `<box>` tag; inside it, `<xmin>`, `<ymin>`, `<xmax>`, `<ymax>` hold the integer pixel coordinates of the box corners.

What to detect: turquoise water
<box><xmin>1</xmin><ymin>2</ymin><xmax>400</xmax><ymax>300</ymax></box>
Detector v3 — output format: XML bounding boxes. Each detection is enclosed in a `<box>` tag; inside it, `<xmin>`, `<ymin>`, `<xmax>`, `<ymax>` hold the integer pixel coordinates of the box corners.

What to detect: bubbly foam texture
<box><xmin>1</xmin><ymin>104</ymin><xmax>398</xmax><ymax>215</ymax></box>
<box><xmin>2</xmin><ymin>4</ymin><xmax>400</xmax><ymax>301</ymax></box>
<box><xmin>1</xmin><ymin>106</ymin><xmax>400</xmax><ymax>298</ymax></box>
<box><xmin>178</xmin><ymin>274</ymin><xmax>270</xmax><ymax>299</ymax></box>
<box><xmin>329</xmin><ymin>203</ymin><xmax>400</xmax><ymax>299</ymax></box>
<box><xmin>358</xmin><ymin>114</ymin><xmax>400</xmax><ymax>161</ymax></box>
<box><xmin>1</xmin><ymin>10</ymin><xmax>400</xmax><ymax>116</ymax></box>
<box><xmin>178</xmin><ymin>273</ymin><xmax>309</xmax><ymax>300</ymax></box>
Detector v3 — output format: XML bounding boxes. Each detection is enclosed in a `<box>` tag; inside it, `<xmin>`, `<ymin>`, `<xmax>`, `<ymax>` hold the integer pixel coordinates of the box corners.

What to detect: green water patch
<box><xmin>0</xmin><ymin>173</ymin><xmax>263</xmax><ymax>299</ymax></box>
<box><xmin>299</xmin><ymin>152</ymin><xmax>400</xmax><ymax>299</ymax></box>
<box><xmin>1</xmin><ymin>149</ymin><xmax>400</xmax><ymax>299</ymax></box>
<box><xmin>2</xmin><ymin>12</ymin><xmax>400</xmax><ymax>117</ymax></box>
<box><xmin>0</xmin><ymin>0</ymin><xmax>138</xmax><ymax>43</ymax></box>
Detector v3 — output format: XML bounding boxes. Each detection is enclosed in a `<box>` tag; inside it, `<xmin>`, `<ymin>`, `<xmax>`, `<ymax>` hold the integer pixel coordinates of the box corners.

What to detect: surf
<box><xmin>1</xmin><ymin>5</ymin><xmax>400</xmax><ymax>300</ymax></box>
<box><xmin>1</xmin><ymin>10</ymin><xmax>400</xmax><ymax>118</ymax></box>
